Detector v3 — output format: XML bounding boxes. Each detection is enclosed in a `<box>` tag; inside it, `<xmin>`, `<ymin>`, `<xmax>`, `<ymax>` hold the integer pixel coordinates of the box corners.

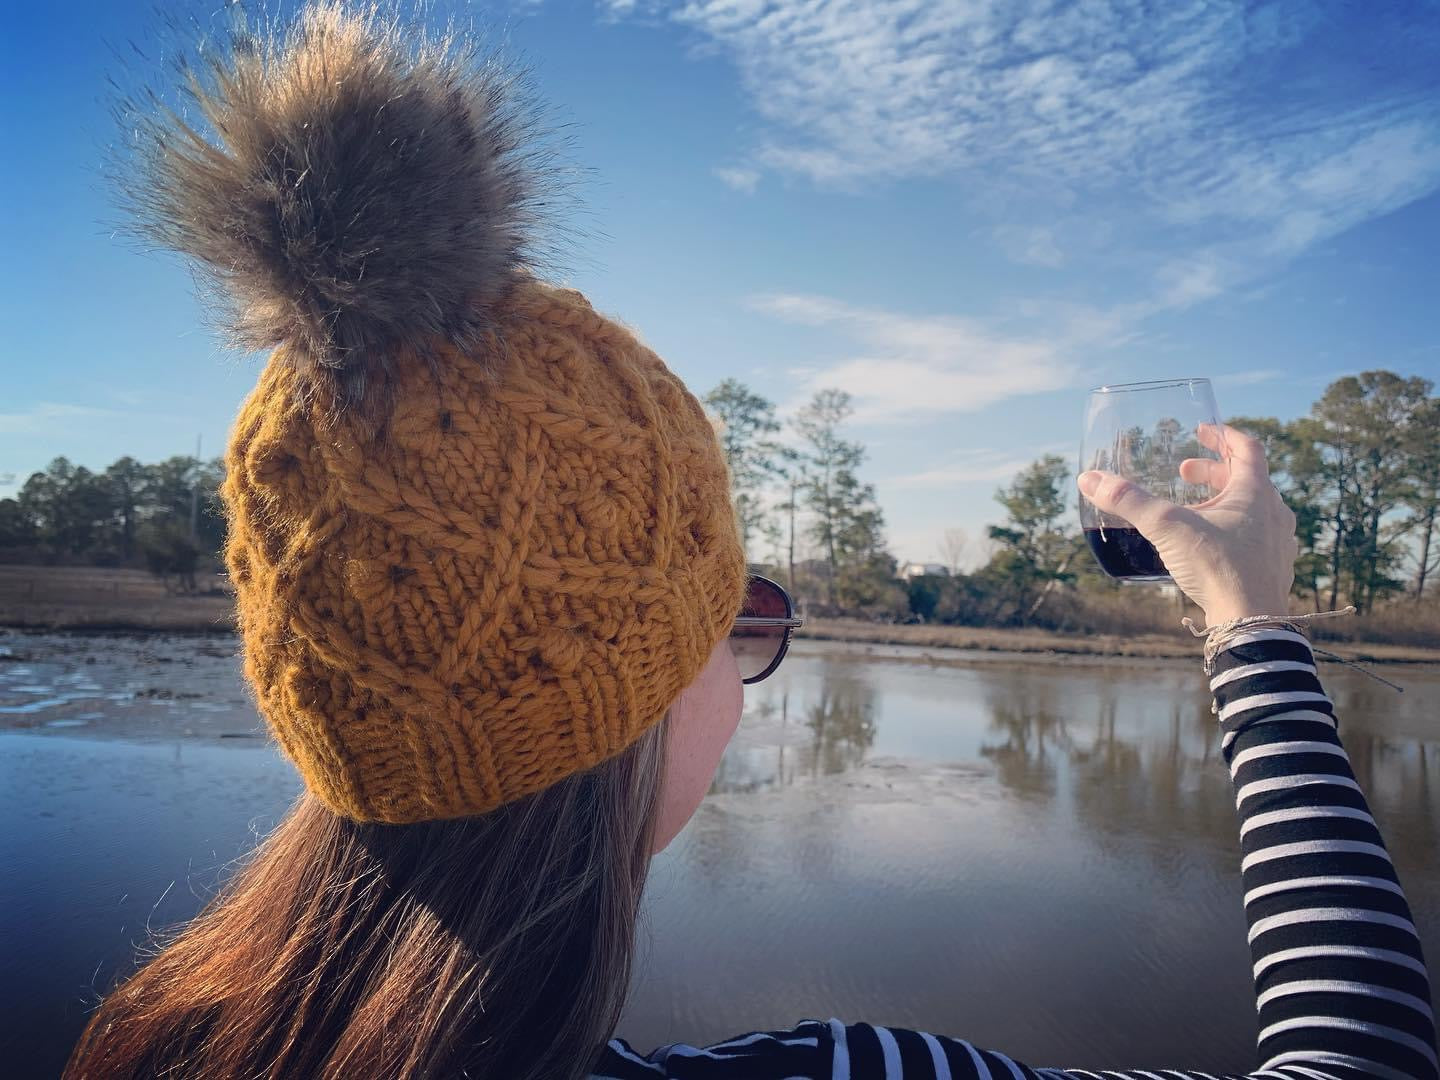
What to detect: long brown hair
<box><xmin>65</xmin><ymin>720</ymin><xmax>667</xmax><ymax>1080</ymax></box>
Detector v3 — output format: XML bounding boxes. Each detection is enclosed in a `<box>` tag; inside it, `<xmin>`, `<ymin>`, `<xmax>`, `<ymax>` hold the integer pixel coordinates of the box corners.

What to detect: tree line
<box><xmin>1232</xmin><ymin>371</ymin><xmax>1439</xmax><ymax>610</ymax></box>
<box><xmin>3</xmin><ymin>368</ymin><xmax>1435</xmax><ymax>624</ymax></box>
<box><xmin>707</xmin><ymin>369</ymin><xmax>1440</xmax><ymax>626</ymax></box>
<box><xmin>0</xmin><ymin>455</ymin><xmax>226</xmax><ymax>591</ymax></box>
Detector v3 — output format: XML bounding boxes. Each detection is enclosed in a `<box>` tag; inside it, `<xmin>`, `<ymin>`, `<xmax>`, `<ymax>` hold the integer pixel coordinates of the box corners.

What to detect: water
<box><xmin>1</xmin><ymin>633</ymin><xmax>1436</xmax><ymax>1077</ymax></box>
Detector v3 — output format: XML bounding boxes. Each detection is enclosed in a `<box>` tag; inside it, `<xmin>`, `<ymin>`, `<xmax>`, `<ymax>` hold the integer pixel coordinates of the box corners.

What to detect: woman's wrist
<box><xmin>1203</xmin><ymin>596</ymin><xmax>1293</xmax><ymax>626</ymax></box>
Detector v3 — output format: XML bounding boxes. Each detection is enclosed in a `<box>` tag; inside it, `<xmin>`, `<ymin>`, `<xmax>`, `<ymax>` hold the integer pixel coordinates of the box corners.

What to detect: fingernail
<box><xmin>1077</xmin><ymin>471</ymin><xmax>1101</xmax><ymax>496</ymax></box>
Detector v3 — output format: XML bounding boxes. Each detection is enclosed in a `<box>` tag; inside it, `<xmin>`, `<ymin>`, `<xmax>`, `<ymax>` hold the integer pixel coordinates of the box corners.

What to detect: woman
<box><xmin>68</xmin><ymin>6</ymin><xmax>1433</xmax><ymax>1078</ymax></box>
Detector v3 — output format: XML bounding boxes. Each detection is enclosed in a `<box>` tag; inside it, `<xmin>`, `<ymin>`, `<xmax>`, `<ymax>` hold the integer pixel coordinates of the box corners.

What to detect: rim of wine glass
<box><xmin>1089</xmin><ymin>377</ymin><xmax>1212</xmax><ymax>394</ymax></box>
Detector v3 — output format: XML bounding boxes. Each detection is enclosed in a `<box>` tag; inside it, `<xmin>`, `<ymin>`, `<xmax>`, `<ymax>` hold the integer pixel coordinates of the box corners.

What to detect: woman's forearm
<box><xmin>1212</xmin><ymin>626</ymin><xmax>1434</xmax><ymax>1079</ymax></box>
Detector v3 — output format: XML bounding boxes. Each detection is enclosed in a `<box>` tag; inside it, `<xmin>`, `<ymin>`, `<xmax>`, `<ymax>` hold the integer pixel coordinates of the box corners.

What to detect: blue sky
<box><xmin>2</xmin><ymin>1</ymin><xmax>1438</xmax><ymax>566</ymax></box>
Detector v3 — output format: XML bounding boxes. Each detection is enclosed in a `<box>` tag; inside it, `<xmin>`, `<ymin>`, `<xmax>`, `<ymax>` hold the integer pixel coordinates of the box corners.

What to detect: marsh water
<box><xmin>2</xmin><ymin>632</ymin><xmax>1436</xmax><ymax>1078</ymax></box>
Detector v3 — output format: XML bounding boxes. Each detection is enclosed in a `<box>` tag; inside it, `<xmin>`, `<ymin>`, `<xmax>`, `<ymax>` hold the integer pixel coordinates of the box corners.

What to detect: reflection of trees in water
<box><xmin>801</xmin><ymin>663</ymin><xmax>877</xmax><ymax>778</ymax></box>
<box><xmin>708</xmin><ymin>696</ymin><xmax>784</xmax><ymax>795</ymax></box>
<box><xmin>1069</xmin><ymin>694</ymin><xmax>1236</xmax><ymax>853</ymax></box>
<box><xmin>979</xmin><ymin>666</ymin><xmax>1241</xmax><ymax>854</ymax></box>
<box><xmin>708</xmin><ymin>658</ymin><xmax>878</xmax><ymax>794</ymax></box>
<box><xmin>978</xmin><ymin>678</ymin><xmax>1075</xmax><ymax>799</ymax></box>
<box><xmin>1342</xmin><ymin>733</ymin><xmax>1439</xmax><ymax>863</ymax></box>
<box><xmin>700</xmin><ymin>654</ymin><xmax>1435</xmax><ymax>910</ymax></box>
<box><xmin>1330</xmin><ymin>680</ymin><xmax>1440</xmax><ymax>864</ymax></box>
<box><xmin>975</xmin><ymin>664</ymin><xmax>1439</xmax><ymax>876</ymax></box>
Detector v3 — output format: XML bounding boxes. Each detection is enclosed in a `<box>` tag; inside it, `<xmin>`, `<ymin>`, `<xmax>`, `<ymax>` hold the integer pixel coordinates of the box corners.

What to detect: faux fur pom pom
<box><xmin>116</xmin><ymin>2</ymin><xmax>555</xmax><ymax>394</ymax></box>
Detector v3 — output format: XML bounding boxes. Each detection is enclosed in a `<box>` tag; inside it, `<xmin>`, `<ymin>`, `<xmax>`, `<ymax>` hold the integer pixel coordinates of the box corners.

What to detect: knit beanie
<box><xmin>119</xmin><ymin>3</ymin><xmax>746</xmax><ymax>823</ymax></box>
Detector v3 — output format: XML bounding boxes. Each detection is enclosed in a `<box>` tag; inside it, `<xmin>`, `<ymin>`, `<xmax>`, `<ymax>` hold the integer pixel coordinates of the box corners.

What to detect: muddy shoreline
<box><xmin>0</xmin><ymin>630</ymin><xmax>262</xmax><ymax>741</ymax></box>
<box><xmin>1</xmin><ymin>627</ymin><xmax>1432</xmax><ymax>753</ymax></box>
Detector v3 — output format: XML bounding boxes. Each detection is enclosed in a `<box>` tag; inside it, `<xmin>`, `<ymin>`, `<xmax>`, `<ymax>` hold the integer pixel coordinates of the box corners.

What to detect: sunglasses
<box><xmin>729</xmin><ymin>575</ymin><xmax>805</xmax><ymax>684</ymax></box>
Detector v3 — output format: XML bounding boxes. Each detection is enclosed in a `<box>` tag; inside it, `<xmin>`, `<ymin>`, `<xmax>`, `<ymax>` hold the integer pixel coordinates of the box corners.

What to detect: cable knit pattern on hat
<box><xmin>224</xmin><ymin>281</ymin><xmax>744</xmax><ymax>822</ymax></box>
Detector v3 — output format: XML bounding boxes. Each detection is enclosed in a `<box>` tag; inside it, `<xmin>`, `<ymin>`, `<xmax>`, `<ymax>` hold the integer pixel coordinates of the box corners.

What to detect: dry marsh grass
<box><xmin>800</xmin><ymin>615</ymin><xmax>1440</xmax><ymax>664</ymax></box>
<box><xmin>0</xmin><ymin>565</ymin><xmax>233</xmax><ymax>633</ymax></box>
<box><xmin>2</xmin><ymin>566</ymin><xmax>1436</xmax><ymax>661</ymax></box>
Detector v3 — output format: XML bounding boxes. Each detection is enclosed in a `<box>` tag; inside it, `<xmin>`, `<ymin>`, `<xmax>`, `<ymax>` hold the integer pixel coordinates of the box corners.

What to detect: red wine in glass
<box><xmin>1079</xmin><ymin>378</ymin><xmax>1226</xmax><ymax>583</ymax></box>
<box><xmin>1084</xmin><ymin>526</ymin><xmax>1168</xmax><ymax>579</ymax></box>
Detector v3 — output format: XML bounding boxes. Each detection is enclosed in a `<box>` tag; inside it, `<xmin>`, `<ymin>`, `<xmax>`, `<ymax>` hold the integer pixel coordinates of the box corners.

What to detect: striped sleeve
<box><xmin>1208</xmin><ymin>628</ymin><xmax>1434</xmax><ymax>1079</ymax></box>
<box><xmin>593</xmin><ymin>1023</ymin><xmax>831</xmax><ymax>1078</ymax></box>
<box><xmin>596</xmin><ymin>630</ymin><xmax>1434</xmax><ymax>1080</ymax></box>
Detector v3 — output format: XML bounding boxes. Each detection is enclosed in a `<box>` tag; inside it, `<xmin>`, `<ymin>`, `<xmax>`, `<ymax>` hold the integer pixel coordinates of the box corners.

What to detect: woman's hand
<box><xmin>1077</xmin><ymin>423</ymin><xmax>1298</xmax><ymax>625</ymax></box>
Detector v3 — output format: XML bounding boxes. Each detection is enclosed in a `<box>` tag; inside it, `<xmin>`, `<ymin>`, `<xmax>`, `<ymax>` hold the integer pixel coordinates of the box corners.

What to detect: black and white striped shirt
<box><xmin>594</xmin><ymin>631</ymin><xmax>1436</xmax><ymax>1080</ymax></box>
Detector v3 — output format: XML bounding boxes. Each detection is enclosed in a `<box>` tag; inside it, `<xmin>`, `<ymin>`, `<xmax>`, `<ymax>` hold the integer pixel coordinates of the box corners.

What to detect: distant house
<box><xmin>899</xmin><ymin>562</ymin><xmax>949</xmax><ymax>580</ymax></box>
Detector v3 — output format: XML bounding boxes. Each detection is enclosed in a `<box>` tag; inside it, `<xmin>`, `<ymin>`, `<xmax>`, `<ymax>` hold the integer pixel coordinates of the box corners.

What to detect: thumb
<box><xmin>1077</xmin><ymin>471</ymin><xmax>1179</xmax><ymax>536</ymax></box>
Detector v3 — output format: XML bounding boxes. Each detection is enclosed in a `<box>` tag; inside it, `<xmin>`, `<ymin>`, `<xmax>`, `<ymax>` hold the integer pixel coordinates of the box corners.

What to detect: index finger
<box><xmin>1201</xmin><ymin>423</ymin><xmax>1272</xmax><ymax>486</ymax></box>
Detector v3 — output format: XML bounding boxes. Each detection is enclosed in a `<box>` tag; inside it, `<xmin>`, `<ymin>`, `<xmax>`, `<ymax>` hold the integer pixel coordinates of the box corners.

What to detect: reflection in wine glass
<box><xmin>1080</xmin><ymin>378</ymin><xmax>1225</xmax><ymax>582</ymax></box>
<box><xmin>1093</xmin><ymin>419</ymin><xmax>1209</xmax><ymax>507</ymax></box>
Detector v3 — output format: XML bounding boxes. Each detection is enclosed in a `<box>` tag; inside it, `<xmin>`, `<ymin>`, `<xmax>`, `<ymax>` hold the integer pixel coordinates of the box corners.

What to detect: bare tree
<box><xmin>1403</xmin><ymin>396</ymin><xmax>1440</xmax><ymax>598</ymax></box>
<box><xmin>704</xmin><ymin>379</ymin><xmax>784</xmax><ymax>559</ymax></box>
<box><xmin>793</xmin><ymin>389</ymin><xmax>888</xmax><ymax>609</ymax></box>
<box><xmin>939</xmin><ymin>528</ymin><xmax>970</xmax><ymax>576</ymax></box>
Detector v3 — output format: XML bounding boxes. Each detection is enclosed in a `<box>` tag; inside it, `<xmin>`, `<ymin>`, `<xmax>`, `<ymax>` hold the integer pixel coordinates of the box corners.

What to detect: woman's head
<box><xmin>68</xmin><ymin>5</ymin><xmax>784</xmax><ymax>1076</ymax></box>
<box><xmin>122</xmin><ymin>1</ymin><xmax>748</xmax><ymax>824</ymax></box>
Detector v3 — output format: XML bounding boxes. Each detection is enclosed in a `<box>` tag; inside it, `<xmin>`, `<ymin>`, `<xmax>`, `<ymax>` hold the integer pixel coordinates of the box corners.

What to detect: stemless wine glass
<box><xmin>1079</xmin><ymin>378</ymin><xmax>1227</xmax><ymax>582</ymax></box>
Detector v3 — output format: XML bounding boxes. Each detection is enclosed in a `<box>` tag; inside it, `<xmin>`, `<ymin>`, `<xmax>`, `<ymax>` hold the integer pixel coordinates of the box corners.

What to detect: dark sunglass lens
<box><xmin>730</xmin><ymin>627</ymin><xmax>780</xmax><ymax>682</ymax></box>
<box><xmin>730</xmin><ymin>579</ymin><xmax>789</xmax><ymax>681</ymax></box>
<box><xmin>743</xmin><ymin>577</ymin><xmax>788</xmax><ymax>619</ymax></box>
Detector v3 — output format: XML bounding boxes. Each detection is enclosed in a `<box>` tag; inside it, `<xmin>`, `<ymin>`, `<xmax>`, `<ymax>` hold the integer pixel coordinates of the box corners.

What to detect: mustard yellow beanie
<box><xmin>120</xmin><ymin>4</ymin><xmax>745</xmax><ymax>822</ymax></box>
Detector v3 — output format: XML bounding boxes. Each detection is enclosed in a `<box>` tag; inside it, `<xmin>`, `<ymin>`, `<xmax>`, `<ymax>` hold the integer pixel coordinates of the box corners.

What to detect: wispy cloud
<box><xmin>1152</xmin><ymin>253</ymin><xmax>1228</xmax><ymax>309</ymax></box>
<box><xmin>751</xmin><ymin>293</ymin><xmax>1087</xmax><ymax>422</ymax></box>
<box><xmin>992</xmin><ymin>225</ymin><xmax>1065</xmax><ymax>269</ymax></box>
<box><xmin>891</xmin><ymin>450</ymin><xmax>1045</xmax><ymax>490</ymax></box>
<box><xmin>1215</xmin><ymin>369</ymin><xmax>1286</xmax><ymax>388</ymax></box>
<box><xmin>604</xmin><ymin>0</ymin><xmax>1440</xmax><ymax>268</ymax></box>
<box><xmin>0</xmin><ymin>402</ymin><xmax>112</xmax><ymax>435</ymax></box>
<box><xmin>714</xmin><ymin>165</ymin><xmax>761</xmax><ymax>194</ymax></box>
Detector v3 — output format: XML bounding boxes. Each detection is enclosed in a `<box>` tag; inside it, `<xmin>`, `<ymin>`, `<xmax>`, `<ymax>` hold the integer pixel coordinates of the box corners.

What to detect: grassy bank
<box><xmin>799</xmin><ymin>617</ymin><xmax>1440</xmax><ymax>664</ymax></box>
<box><xmin>0</xmin><ymin>565</ymin><xmax>232</xmax><ymax>633</ymax></box>
<box><xmin>3</xmin><ymin>566</ymin><xmax>1437</xmax><ymax>663</ymax></box>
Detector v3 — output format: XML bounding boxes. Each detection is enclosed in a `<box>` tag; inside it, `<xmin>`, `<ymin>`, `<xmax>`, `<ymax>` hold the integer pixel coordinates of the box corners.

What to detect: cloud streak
<box><xmin>714</xmin><ymin>165</ymin><xmax>761</xmax><ymax>193</ymax></box>
<box><xmin>604</xmin><ymin>0</ymin><xmax>1440</xmax><ymax>265</ymax></box>
<box><xmin>752</xmin><ymin>293</ymin><xmax>1085</xmax><ymax>422</ymax></box>
<box><xmin>891</xmin><ymin>452</ymin><xmax>1045</xmax><ymax>491</ymax></box>
<box><xmin>992</xmin><ymin>225</ymin><xmax>1065</xmax><ymax>269</ymax></box>
<box><xmin>0</xmin><ymin>402</ymin><xmax>112</xmax><ymax>436</ymax></box>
